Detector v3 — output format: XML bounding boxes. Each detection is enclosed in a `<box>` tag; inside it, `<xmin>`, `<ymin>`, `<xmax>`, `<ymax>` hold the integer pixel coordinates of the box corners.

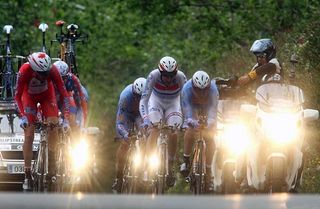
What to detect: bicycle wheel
<box><xmin>155</xmin><ymin>144</ymin><xmax>166</xmax><ymax>195</ymax></box>
<box><xmin>33</xmin><ymin>141</ymin><xmax>47</xmax><ymax>192</ymax></box>
<box><xmin>122</xmin><ymin>147</ymin><xmax>137</xmax><ymax>194</ymax></box>
<box><xmin>193</xmin><ymin>141</ymin><xmax>205</xmax><ymax>195</ymax></box>
<box><xmin>55</xmin><ymin>142</ymin><xmax>68</xmax><ymax>192</ymax></box>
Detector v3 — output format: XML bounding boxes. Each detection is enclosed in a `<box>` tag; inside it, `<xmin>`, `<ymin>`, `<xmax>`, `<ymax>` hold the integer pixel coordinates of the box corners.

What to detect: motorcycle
<box><xmin>212</xmin><ymin>82</ymin><xmax>251</xmax><ymax>194</ymax></box>
<box><xmin>242</xmin><ymin>83</ymin><xmax>319</xmax><ymax>193</ymax></box>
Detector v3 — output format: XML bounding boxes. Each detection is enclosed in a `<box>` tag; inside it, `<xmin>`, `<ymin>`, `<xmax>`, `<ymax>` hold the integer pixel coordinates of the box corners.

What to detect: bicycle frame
<box><xmin>152</xmin><ymin>122</ymin><xmax>175</xmax><ymax>195</ymax></box>
<box><xmin>190</xmin><ymin>127</ymin><xmax>206</xmax><ymax>195</ymax></box>
<box><xmin>52</xmin><ymin>21</ymin><xmax>88</xmax><ymax>77</ymax></box>
<box><xmin>121</xmin><ymin>130</ymin><xmax>145</xmax><ymax>194</ymax></box>
<box><xmin>1</xmin><ymin>25</ymin><xmax>17</xmax><ymax>100</ymax></box>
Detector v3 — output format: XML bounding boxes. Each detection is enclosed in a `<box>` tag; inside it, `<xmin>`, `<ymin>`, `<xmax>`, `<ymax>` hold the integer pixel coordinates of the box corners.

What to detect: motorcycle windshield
<box><xmin>255</xmin><ymin>83</ymin><xmax>304</xmax><ymax>112</ymax></box>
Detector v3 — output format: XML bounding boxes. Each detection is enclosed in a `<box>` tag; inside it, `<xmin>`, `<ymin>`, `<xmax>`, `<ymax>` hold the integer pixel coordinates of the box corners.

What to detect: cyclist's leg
<box><xmin>40</xmin><ymin>89</ymin><xmax>59</xmax><ymax>176</ymax></box>
<box><xmin>180</xmin><ymin>128</ymin><xmax>196</xmax><ymax>176</ymax></box>
<box><xmin>113</xmin><ymin>118</ymin><xmax>132</xmax><ymax>191</ymax></box>
<box><xmin>204</xmin><ymin>130</ymin><xmax>215</xmax><ymax>192</ymax></box>
<box><xmin>165</xmin><ymin>99</ymin><xmax>183</xmax><ymax>162</ymax></box>
<box><xmin>68</xmin><ymin>96</ymin><xmax>79</xmax><ymax>140</ymax></box>
<box><xmin>21</xmin><ymin>94</ymin><xmax>38</xmax><ymax>190</ymax></box>
<box><xmin>165</xmin><ymin>100</ymin><xmax>183</xmax><ymax>187</ymax></box>
<box><xmin>146</xmin><ymin>96</ymin><xmax>162</xmax><ymax>158</ymax></box>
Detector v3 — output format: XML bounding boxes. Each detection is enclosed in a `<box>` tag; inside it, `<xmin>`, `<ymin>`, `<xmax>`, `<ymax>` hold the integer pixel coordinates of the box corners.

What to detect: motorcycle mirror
<box><xmin>3</xmin><ymin>25</ymin><xmax>13</xmax><ymax>34</ymax></box>
<box><xmin>303</xmin><ymin>109</ymin><xmax>319</xmax><ymax>122</ymax></box>
<box><xmin>38</xmin><ymin>23</ymin><xmax>49</xmax><ymax>32</ymax></box>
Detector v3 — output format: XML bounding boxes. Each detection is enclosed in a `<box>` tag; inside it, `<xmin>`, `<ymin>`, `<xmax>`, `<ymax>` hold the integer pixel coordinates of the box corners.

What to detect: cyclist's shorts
<box><xmin>22</xmin><ymin>85</ymin><xmax>59</xmax><ymax>123</ymax></box>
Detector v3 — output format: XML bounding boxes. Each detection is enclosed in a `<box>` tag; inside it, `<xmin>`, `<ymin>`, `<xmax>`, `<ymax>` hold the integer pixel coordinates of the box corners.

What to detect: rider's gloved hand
<box><xmin>227</xmin><ymin>75</ymin><xmax>238</xmax><ymax>87</ymax></box>
<box><xmin>187</xmin><ymin>118</ymin><xmax>199</xmax><ymax>129</ymax></box>
<box><xmin>62</xmin><ymin>120</ymin><xmax>70</xmax><ymax>132</ymax></box>
<box><xmin>20</xmin><ymin>116</ymin><xmax>29</xmax><ymax>129</ymax></box>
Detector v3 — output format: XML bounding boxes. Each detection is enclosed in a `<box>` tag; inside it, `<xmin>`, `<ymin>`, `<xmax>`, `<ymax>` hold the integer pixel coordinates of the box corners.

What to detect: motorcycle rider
<box><xmin>139</xmin><ymin>56</ymin><xmax>187</xmax><ymax>187</ymax></box>
<box><xmin>112</xmin><ymin>77</ymin><xmax>146</xmax><ymax>193</ymax></box>
<box><xmin>232</xmin><ymin>38</ymin><xmax>283</xmax><ymax>190</ymax></box>
<box><xmin>14</xmin><ymin>52</ymin><xmax>70</xmax><ymax>191</ymax></box>
<box><xmin>236</xmin><ymin>38</ymin><xmax>283</xmax><ymax>87</ymax></box>
<box><xmin>180</xmin><ymin>70</ymin><xmax>219</xmax><ymax>192</ymax></box>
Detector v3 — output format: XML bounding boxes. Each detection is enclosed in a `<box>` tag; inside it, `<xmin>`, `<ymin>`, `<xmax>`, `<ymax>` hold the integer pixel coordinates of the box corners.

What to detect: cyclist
<box><xmin>112</xmin><ymin>77</ymin><xmax>147</xmax><ymax>193</ymax></box>
<box><xmin>180</xmin><ymin>70</ymin><xmax>219</xmax><ymax>193</ymax></box>
<box><xmin>139</xmin><ymin>56</ymin><xmax>187</xmax><ymax>187</ymax></box>
<box><xmin>14</xmin><ymin>52</ymin><xmax>70</xmax><ymax>191</ymax></box>
<box><xmin>53</xmin><ymin>60</ymin><xmax>88</xmax><ymax>131</ymax></box>
<box><xmin>236</xmin><ymin>38</ymin><xmax>283</xmax><ymax>87</ymax></box>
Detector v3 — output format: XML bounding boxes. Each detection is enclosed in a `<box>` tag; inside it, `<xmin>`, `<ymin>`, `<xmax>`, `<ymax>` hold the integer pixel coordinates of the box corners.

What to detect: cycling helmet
<box><xmin>53</xmin><ymin>60</ymin><xmax>69</xmax><ymax>77</ymax></box>
<box><xmin>250</xmin><ymin>39</ymin><xmax>276</xmax><ymax>61</ymax></box>
<box><xmin>158</xmin><ymin>56</ymin><xmax>178</xmax><ymax>76</ymax></box>
<box><xmin>192</xmin><ymin>70</ymin><xmax>210</xmax><ymax>89</ymax></box>
<box><xmin>133</xmin><ymin>77</ymin><xmax>146</xmax><ymax>95</ymax></box>
<box><xmin>27</xmin><ymin>52</ymin><xmax>52</xmax><ymax>72</ymax></box>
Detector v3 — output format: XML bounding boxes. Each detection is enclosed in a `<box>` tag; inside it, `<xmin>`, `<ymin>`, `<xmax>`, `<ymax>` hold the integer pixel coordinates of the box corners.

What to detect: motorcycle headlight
<box><xmin>71</xmin><ymin>139</ymin><xmax>89</xmax><ymax>172</ymax></box>
<box><xmin>222</xmin><ymin>123</ymin><xmax>250</xmax><ymax>155</ymax></box>
<box><xmin>262</xmin><ymin>113</ymin><xmax>300</xmax><ymax>143</ymax></box>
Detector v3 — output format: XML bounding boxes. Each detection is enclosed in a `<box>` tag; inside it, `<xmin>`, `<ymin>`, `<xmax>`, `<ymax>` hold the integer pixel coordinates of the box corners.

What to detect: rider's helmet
<box><xmin>158</xmin><ymin>56</ymin><xmax>178</xmax><ymax>77</ymax></box>
<box><xmin>133</xmin><ymin>77</ymin><xmax>146</xmax><ymax>95</ymax></box>
<box><xmin>27</xmin><ymin>52</ymin><xmax>52</xmax><ymax>73</ymax></box>
<box><xmin>250</xmin><ymin>39</ymin><xmax>276</xmax><ymax>61</ymax></box>
<box><xmin>192</xmin><ymin>70</ymin><xmax>211</xmax><ymax>89</ymax></box>
<box><xmin>53</xmin><ymin>60</ymin><xmax>69</xmax><ymax>77</ymax></box>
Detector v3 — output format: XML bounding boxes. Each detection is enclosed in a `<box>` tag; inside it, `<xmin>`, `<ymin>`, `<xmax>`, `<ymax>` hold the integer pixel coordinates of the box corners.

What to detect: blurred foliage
<box><xmin>1</xmin><ymin>0</ymin><xmax>320</xmax><ymax>193</ymax></box>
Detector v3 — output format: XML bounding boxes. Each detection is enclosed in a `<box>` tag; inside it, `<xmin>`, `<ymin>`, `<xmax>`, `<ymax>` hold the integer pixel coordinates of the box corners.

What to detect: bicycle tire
<box><xmin>155</xmin><ymin>144</ymin><xmax>166</xmax><ymax>195</ymax></box>
<box><xmin>193</xmin><ymin>141</ymin><xmax>205</xmax><ymax>195</ymax></box>
<box><xmin>33</xmin><ymin>140</ymin><xmax>47</xmax><ymax>192</ymax></box>
<box><xmin>121</xmin><ymin>147</ymin><xmax>137</xmax><ymax>194</ymax></box>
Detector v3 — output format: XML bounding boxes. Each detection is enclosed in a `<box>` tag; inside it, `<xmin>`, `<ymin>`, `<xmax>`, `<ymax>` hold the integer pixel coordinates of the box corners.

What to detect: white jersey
<box><xmin>139</xmin><ymin>69</ymin><xmax>187</xmax><ymax>120</ymax></box>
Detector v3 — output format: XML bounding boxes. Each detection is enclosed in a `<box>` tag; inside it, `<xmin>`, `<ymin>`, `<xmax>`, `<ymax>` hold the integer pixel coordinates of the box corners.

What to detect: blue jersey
<box><xmin>116</xmin><ymin>84</ymin><xmax>142</xmax><ymax>138</ymax></box>
<box><xmin>181</xmin><ymin>79</ymin><xmax>219</xmax><ymax>123</ymax></box>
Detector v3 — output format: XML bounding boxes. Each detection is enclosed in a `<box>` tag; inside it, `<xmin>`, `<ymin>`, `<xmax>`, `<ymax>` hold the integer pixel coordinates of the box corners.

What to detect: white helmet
<box><xmin>27</xmin><ymin>52</ymin><xmax>52</xmax><ymax>72</ymax></box>
<box><xmin>53</xmin><ymin>60</ymin><xmax>69</xmax><ymax>76</ymax></box>
<box><xmin>133</xmin><ymin>77</ymin><xmax>146</xmax><ymax>95</ymax></box>
<box><xmin>192</xmin><ymin>70</ymin><xmax>210</xmax><ymax>89</ymax></box>
<box><xmin>158</xmin><ymin>56</ymin><xmax>178</xmax><ymax>74</ymax></box>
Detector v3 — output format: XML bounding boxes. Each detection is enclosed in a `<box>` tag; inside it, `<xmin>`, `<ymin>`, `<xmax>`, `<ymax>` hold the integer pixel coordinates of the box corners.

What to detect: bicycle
<box><xmin>32</xmin><ymin>121</ymin><xmax>68</xmax><ymax>192</ymax></box>
<box><xmin>121</xmin><ymin>129</ymin><xmax>146</xmax><ymax>194</ymax></box>
<box><xmin>150</xmin><ymin>121</ymin><xmax>176</xmax><ymax>195</ymax></box>
<box><xmin>0</xmin><ymin>25</ymin><xmax>24</xmax><ymax>101</ymax></box>
<box><xmin>51</xmin><ymin>21</ymin><xmax>88</xmax><ymax>77</ymax></box>
<box><xmin>186</xmin><ymin>115</ymin><xmax>208</xmax><ymax>195</ymax></box>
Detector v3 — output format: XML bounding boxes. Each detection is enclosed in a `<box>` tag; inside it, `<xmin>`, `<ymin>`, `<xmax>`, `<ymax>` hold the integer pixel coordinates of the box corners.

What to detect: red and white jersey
<box><xmin>14</xmin><ymin>63</ymin><xmax>69</xmax><ymax>118</ymax></box>
<box><xmin>139</xmin><ymin>69</ymin><xmax>187</xmax><ymax>119</ymax></box>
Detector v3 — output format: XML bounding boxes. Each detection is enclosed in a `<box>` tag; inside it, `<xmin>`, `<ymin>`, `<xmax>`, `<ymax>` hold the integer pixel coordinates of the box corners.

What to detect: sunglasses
<box><xmin>255</xmin><ymin>53</ymin><xmax>267</xmax><ymax>59</ymax></box>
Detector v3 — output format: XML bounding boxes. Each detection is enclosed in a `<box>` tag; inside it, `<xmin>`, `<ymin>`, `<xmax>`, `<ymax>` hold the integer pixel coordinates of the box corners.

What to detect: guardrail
<box><xmin>0</xmin><ymin>193</ymin><xmax>319</xmax><ymax>209</ymax></box>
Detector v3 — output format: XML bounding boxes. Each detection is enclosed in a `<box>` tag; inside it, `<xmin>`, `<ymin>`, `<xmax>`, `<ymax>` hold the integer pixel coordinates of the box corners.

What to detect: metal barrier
<box><xmin>0</xmin><ymin>193</ymin><xmax>319</xmax><ymax>209</ymax></box>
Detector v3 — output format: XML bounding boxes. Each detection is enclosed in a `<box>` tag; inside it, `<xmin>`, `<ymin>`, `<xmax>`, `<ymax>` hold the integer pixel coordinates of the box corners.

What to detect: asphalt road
<box><xmin>0</xmin><ymin>193</ymin><xmax>319</xmax><ymax>209</ymax></box>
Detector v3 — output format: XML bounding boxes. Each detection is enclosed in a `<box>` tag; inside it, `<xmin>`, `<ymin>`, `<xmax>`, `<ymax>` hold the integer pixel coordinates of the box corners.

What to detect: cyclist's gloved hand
<box><xmin>62</xmin><ymin>120</ymin><xmax>70</xmax><ymax>132</ymax></box>
<box><xmin>123</xmin><ymin>132</ymin><xmax>129</xmax><ymax>141</ymax></box>
<box><xmin>187</xmin><ymin>118</ymin><xmax>199</xmax><ymax>129</ymax></box>
<box><xmin>141</xmin><ymin>118</ymin><xmax>151</xmax><ymax>129</ymax></box>
<box><xmin>20</xmin><ymin>116</ymin><xmax>28</xmax><ymax>129</ymax></box>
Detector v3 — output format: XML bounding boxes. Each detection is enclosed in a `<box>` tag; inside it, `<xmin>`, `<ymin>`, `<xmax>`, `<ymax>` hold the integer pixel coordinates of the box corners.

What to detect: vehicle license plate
<box><xmin>7</xmin><ymin>164</ymin><xmax>24</xmax><ymax>174</ymax></box>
